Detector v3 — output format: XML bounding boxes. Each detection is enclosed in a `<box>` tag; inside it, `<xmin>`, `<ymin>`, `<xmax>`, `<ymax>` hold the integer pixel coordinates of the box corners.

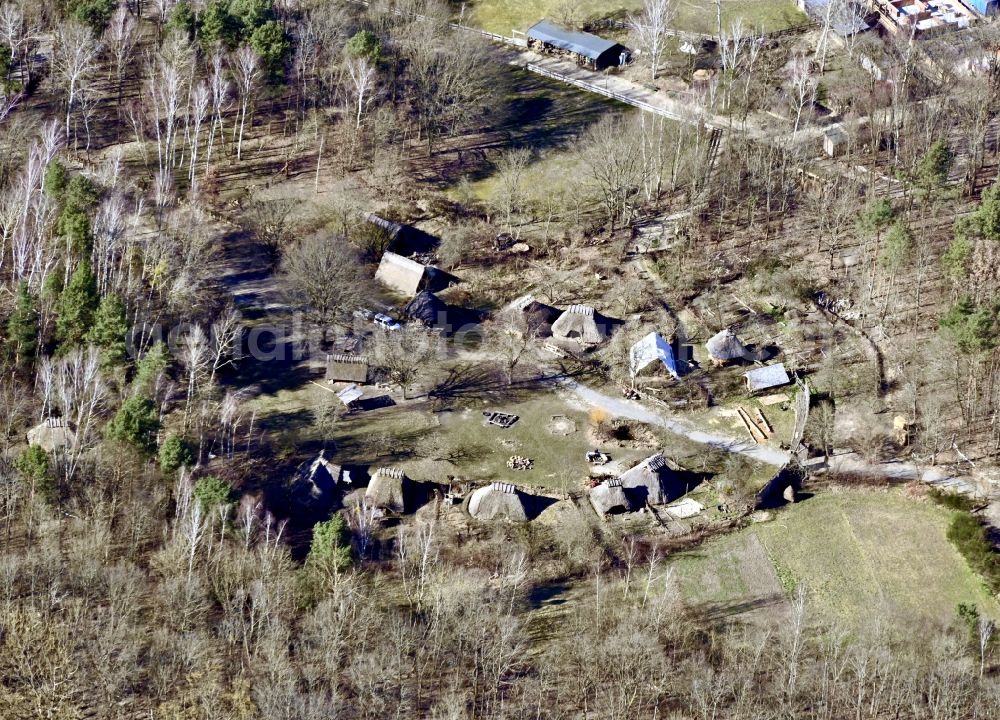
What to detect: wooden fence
<box><xmin>521</xmin><ymin>61</ymin><xmax>723</xmax><ymax>129</ymax></box>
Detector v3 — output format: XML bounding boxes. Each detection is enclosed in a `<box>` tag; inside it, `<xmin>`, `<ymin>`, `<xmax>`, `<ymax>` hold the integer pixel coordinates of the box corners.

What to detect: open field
<box><xmin>467</xmin><ymin>0</ymin><xmax>807</xmax><ymax>37</ymax></box>
<box><xmin>672</xmin><ymin>489</ymin><xmax>1000</xmax><ymax>626</ymax></box>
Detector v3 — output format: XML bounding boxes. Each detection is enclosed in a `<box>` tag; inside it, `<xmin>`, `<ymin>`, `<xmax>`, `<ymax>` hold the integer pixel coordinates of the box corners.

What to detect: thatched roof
<box><xmin>365</xmin><ymin>467</ymin><xmax>407</xmax><ymax>513</ymax></box>
<box><xmin>468</xmin><ymin>482</ymin><xmax>529</xmax><ymax>522</ymax></box>
<box><xmin>618</xmin><ymin>453</ymin><xmax>675</xmax><ymax>506</ymax></box>
<box><xmin>295</xmin><ymin>451</ymin><xmax>342</xmax><ymax>502</ymax></box>
<box><xmin>551</xmin><ymin>305</ymin><xmax>608</xmax><ymax>345</ymax></box>
<box><xmin>589</xmin><ymin>478</ymin><xmax>632</xmax><ymax>515</ymax></box>
<box><xmin>27</xmin><ymin>417</ymin><xmax>76</xmax><ymax>453</ymax></box>
<box><xmin>326</xmin><ymin>354</ymin><xmax>369</xmax><ymax>384</ymax></box>
<box><xmin>514</xmin><ymin>295</ymin><xmax>560</xmax><ymax>337</ymax></box>
<box><xmin>404</xmin><ymin>291</ymin><xmax>449</xmax><ymax>327</ymax></box>
<box><xmin>630</xmin><ymin>332</ymin><xmax>678</xmax><ymax>377</ymax></box>
<box><xmin>705</xmin><ymin>328</ymin><xmax>752</xmax><ymax>363</ymax></box>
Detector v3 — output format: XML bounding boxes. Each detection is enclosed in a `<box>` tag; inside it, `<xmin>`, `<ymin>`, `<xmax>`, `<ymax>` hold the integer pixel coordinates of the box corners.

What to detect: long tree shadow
<box><xmin>686</xmin><ymin>594</ymin><xmax>790</xmax><ymax>627</ymax></box>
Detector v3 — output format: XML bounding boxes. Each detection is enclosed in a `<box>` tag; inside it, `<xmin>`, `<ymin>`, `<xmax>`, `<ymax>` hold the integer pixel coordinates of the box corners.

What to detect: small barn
<box><xmin>27</xmin><ymin>417</ymin><xmax>76</xmax><ymax>453</ymax></box>
<box><xmin>325</xmin><ymin>354</ymin><xmax>370</xmax><ymax>384</ymax></box>
<box><xmin>404</xmin><ymin>291</ymin><xmax>449</xmax><ymax>328</ymax></box>
<box><xmin>618</xmin><ymin>453</ymin><xmax>676</xmax><ymax>506</ymax></box>
<box><xmin>705</xmin><ymin>328</ymin><xmax>753</xmax><ymax>366</ymax></box>
<box><xmin>823</xmin><ymin>124</ymin><xmax>849</xmax><ymax>157</ymax></box>
<box><xmin>745</xmin><ymin>364</ymin><xmax>791</xmax><ymax>393</ymax></box>
<box><xmin>365</xmin><ymin>467</ymin><xmax>408</xmax><ymax>514</ymax></box>
<box><xmin>589</xmin><ymin>478</ymin><xmax>632</xmax><ymax>515</ymax></box>
<box><xmin>374</xmin><ymin>251</ymin><xmax>454</xmax><ymax>298</ymax></box>
<box><xmin>551</xmin><ymin>305</ymin><xmax>609</xmax><ymax>345</ymax></box>
<box><xmin>629</xmin><ymin>332</ymin><xmax>679</xmax><ymax>378</ymax></box>
<box><xmin>468</xmin><ymin>482</ymin><xmax>529</xmax><ymax>522</ymax></box>
<box><xmin>526</xmin><ymin>20</ymin><xmax>631</xmax><ymax>70</ymax></box>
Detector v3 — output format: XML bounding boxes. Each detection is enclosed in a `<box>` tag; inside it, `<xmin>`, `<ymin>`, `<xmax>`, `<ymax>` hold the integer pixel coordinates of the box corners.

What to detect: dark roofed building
<box><xmin>404</xmin><ymin>291</ymin><xmax>449</xmax><ymax>327</ymax></box>
<box><xmin>527</xmin><ymin>20</ymin><xmax>631</xmax><ymax>70</ymax></box>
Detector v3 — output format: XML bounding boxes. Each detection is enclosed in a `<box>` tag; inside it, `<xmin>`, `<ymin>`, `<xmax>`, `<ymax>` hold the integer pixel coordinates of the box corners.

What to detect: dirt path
<box><xmin>562</xmin><ymin>379</ymin><xmax>791</xmax><ymax>466</ymax></box>
<box><xmin>562</xmin><ymin>380</ymin><xmax>988</xmax><ymax>497</ymax></box>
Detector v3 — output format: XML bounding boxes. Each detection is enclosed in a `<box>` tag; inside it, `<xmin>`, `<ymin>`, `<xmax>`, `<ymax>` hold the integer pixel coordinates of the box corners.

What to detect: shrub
<box><xmin>947</xmin><ymin>512</ymin><xmax>1000</xmax><ymax>592</ymax></box>
<box><xmin>194</xmin><ymin>475</ymin><xmax>233</xmax><ymax>510</ymax></box>
<box><xmin>159</xmin><ymin>435</ymin><xmax>194</xmax><ymax>474</ymax></box>
<box><xmin>928</xmin><ymin>488</ymin><xmax>977</xmax><ymax>512</ymax></box>
<box><xmin>107</xmin><ymin>395</ymin><xmax>160</xmax><ymax>454</ymax></box>
<box><xmin>16</xmin><ymin>446</ymin><xmax>55</xmax><ymax>504</ymax></box>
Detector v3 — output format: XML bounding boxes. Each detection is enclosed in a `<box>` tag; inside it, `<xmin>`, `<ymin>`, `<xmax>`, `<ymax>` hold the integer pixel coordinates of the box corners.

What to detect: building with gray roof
<box><xmin>526</xmin><ymin>20</ymin><xmax>630</xmax><ymax>70</ymax></box>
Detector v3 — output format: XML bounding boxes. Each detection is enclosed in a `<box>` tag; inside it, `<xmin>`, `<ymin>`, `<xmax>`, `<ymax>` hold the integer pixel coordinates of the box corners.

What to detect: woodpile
<box><xmin>507</xmin><ymin>455</ymin><xmax>533</xmax><ymax>470</ymax></box>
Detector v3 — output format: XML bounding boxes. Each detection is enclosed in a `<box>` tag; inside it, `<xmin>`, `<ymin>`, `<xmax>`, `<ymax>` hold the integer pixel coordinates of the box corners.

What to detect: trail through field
<box><xmin>563</xmin><ymin>380</ymin><xmax>986</xmax><ymax>496</ymax></box>
<box><xmin>562</xmin><ymin>380</ymin><xmax>791</xmax><ymax>466</ymax></box>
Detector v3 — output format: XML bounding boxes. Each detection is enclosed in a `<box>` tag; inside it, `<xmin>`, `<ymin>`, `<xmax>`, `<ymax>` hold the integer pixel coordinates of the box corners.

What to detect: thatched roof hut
<box><xmin>705</xmin><ymin>328</ymin><xmax>753</xmax><ymax>365</ymax></box>
<box><xmin>404</xmin><ymin>291</ymin><xmax>449</xmax><ymax>327</ymax></box>
<box><xmin>468</xmin><ymin>482</ymin><xmax>529</xmax><ymax>522</ymax></box>
<box><xmin>326</xmin><ymin>354</ymin><xmax>370</xmax><ymax>384</ymax></box>
<box><xmin>27</xmin><ymin>417</ymin><xmax>76</xmax><ymax>453</ymax></box>
<box><xmin>294</xmin><ymin>451</ymin><xmax>342</xmax><ymax>503</ymax></box>
<box><xmin>365</xmin><ymin>467</ymin><xmax>408</xmax><ymax>513</ymax></box>
<box><xmin>551</xmin><ymin>305</ymin><xmax>608</xmax><ymax>345</ymax></box>
<box><xmin>618</xmin><ymin>453</ymin><xmax>675</xmax><ymax>506</ymax></box>
<box><xmin>589</xmin><ymin>478</ymin><xmax>632</xmax><ymax>515</ymax></box>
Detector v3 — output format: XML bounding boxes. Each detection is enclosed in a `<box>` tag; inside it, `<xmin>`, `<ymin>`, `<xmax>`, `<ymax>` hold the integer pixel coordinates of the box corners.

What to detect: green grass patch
<box><xmin>466</xmin><ymin>0</ymin><xmax>806</xmax><ymax>37</ymax></box>
<box><xmin>672</xmin><ymin>490</ymin><xmax>1000</xmax><ymax>626</ymax></box>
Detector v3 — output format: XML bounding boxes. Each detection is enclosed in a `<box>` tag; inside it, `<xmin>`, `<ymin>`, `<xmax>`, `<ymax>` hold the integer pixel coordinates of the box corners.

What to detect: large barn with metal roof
<box><xmin>526</xmin><ymin>20</ymin><xmax>631</xmax><ymax>70</ymax></box>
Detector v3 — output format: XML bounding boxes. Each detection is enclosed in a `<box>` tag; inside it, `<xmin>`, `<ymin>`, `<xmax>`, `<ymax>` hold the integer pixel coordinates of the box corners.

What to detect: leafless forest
<box><xmin>2</xmin><ymin>0</ymin><xmax>1000</xmax><ymax>717</ymax></box>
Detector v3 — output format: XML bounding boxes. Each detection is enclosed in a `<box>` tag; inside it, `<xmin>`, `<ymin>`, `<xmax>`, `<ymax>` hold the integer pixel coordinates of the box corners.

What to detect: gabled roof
<box><xmin>589</xmin><ymin>478</ymin><xmax>632</xmax><ymax>515</ymax></box>
<box><xmin>374</xmin><ymin>251</ymin><xmax>428</xmax><ymax>297</ymax></box>
<box><xmin>551</xmin><ymin>304</ymin><xmax>609</xmax><ymax>345</ymax></box>
<box><xmin>630</xmin><ymin>332</ymin><xmax>678</xmax><ymax>377</ymax></box>
<box><xmin>618</xmin><ymin>453</ymin><xmax>675</xmax><ymax>506</ymax></box>
<box><xmin>527</xmin><ymin>20</ymin><xmax>619</xmax><ymax>60</ymax></box>
<box><xmin>27</xmin><ymin>417</ymin><xmax>76</xmax><ymax>453</ymax></box>
<box><xmin>337</xmin><ymin>384</ymin><xmax>364</xmax><ymax>405</ymax></box>
<box><xmin>744</xmin><ymin>364</ymin><xmax>791</xmax><ymax>392</ymax></box>
<box><xmin>326</xmin><ymin>354</ymin><xmax>369</xmax><ymax>384</ymax></box>
<box><xmin>365</xmin><ymin>467</ymin><xmax>407</xmax><ymax>513</ymax></box>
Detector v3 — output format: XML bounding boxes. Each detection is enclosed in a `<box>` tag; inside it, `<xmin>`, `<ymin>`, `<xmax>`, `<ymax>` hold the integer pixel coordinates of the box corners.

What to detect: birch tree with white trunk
<box><xmin>628</xmin><ymin>0</ymin><xmax>675</xmax><ymax>81</ymax></box>
<box><xmin>232</xmin><ymin>46</ymin><xmax>261</xmax><ymax>161</ymax></box>
<box><xmin>52</xmin><ymin>21</ymin><xmax>100</xmax><ymax>143</ymax></box>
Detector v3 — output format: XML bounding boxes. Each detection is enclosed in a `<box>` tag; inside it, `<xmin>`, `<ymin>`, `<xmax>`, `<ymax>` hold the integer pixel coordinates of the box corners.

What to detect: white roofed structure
<box><xmin>630</xmin><ymin>332</ymin><xmax>679</xmax><ymax>378</ymax></box>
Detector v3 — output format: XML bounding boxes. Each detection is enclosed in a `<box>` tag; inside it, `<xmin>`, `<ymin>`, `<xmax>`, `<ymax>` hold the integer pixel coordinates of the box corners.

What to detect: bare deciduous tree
<box><xmin>280</xmin><ymin>234</ymin><xmax>364</xmax><ymax>347</ymax></box>
<box><xmin>52</xmin><ymin>21</ymin><xmax>100</xmax><ymax>143</ymax></box>
<box><xmin>629</xmin><ymin>0</ymin><xmax>675</xmax><ymax>81</ymax></box>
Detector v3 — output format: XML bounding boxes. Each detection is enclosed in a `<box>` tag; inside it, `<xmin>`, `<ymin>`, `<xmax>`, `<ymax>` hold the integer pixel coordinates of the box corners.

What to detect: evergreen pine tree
<box><xmin>5</xmin><ymin>281</ymin><xmax>39</xmax><ymax>370</ymax></box>
<box><xmin>56</xmin><ymin>263</ymin><xmax>98</xmax><ymax>350</ymax></box>
<box><xmin>86</xmin><ymin>294</ymin><xmax>129</xmax><ymax>369</ymax></box>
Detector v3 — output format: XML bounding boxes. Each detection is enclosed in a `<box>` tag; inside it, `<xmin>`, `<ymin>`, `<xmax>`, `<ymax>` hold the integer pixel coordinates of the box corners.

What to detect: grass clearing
<box><xmin>467</xmin><ymin>0</ymin><xmax>806</xmax><ymax>37</ymax></box>
<box><xmin>672</xmin><ymin>489</ymin><xmax>1000</xmax><ymax>626</ymax></box>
